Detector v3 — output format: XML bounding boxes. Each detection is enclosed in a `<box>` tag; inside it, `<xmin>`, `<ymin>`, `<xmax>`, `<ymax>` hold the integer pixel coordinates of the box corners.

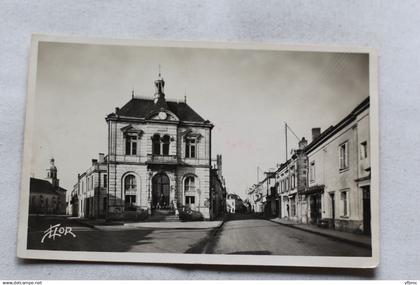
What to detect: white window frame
<box><xmin>340</xmin><ymin>190</ymin><xmax>350</xmax><ymax>217</ymax></box>
<box><xmin>360</xmin><ymin>141</ymin><xmax>368</xmax><ymax>159</ymax></box>
<box><xmin>185</xmin><ymin>138</ymin><xmax>197</xmax><ymax>158</ymax></box>
<box><xmin>309</xmin><ymin>161</ymin><xmax>316</xmax><ymax>182</ymax></box>
<box><xmin>103</xmin><ymin>174</ymin><xmax>107</xmax><ymax>188</ymax></box>
<box><xmin>125</xmin><ymin>134</ymin><xmax>138</xmax><ymax>156</ymax></box>
<box><xmin>339</xmin><ymin>141</ymin><xmax>349</xmax><ymax>171</ymax></box>
<box><xmin>184</xmin><ymin>176</ymin><xmax>196</xmax><ymax>193</ymax></box>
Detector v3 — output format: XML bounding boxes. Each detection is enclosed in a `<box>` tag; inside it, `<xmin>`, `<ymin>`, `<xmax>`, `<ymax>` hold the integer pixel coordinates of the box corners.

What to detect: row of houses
<box><xmin>248</xmin><ymin>97</ymin><xmax>371</xmax><ymax>235</ymax></box>
<box><xmin>66</xmin><ymin>73</ymin><xmax>227</xmax><ymax>221</ymax></box>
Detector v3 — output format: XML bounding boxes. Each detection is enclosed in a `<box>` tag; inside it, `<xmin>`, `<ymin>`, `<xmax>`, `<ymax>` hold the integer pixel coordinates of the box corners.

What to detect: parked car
<box><xmin>123</xmin><ymin>207</ymin><xmax>149</xmax><ymax>221</ymax></box>
<box><xmin>178</xmin><ymin>206</ymin><xmax>204</xmax><ymax>221</ymax></box>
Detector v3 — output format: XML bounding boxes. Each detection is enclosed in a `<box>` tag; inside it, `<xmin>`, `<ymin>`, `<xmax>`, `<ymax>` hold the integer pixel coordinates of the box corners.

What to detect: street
<box><xmin>27</xmin><ymin>215</ymin><xmax>371</xmax><ymax>256</ymax></box>
<box><xmin>203</xmin><ymin>215</ymin><xmax>371</xmax><ymax>256</ymax></box>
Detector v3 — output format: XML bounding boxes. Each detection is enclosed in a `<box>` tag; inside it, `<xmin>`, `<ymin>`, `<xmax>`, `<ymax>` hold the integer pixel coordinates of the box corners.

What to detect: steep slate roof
<box><xmin>305</xmin><ymin>96</ymin><xmax>370</xmax><ymax>153</ymax></box>
<box><xmin>116</xmin><ymin>98</ymin><xmax>206</xmax><ymax>123</ymax></box>
<box><xmin>30</xmin><ymin>177</ymin><xmax>66</xmax><ymax>195</ymax></box>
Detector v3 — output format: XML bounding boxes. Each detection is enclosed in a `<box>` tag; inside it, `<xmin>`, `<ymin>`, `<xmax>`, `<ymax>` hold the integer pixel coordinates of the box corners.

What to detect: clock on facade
<box><xmin>158</xmin><ymin>111</ymin><xmax>167</xmax><ymax>120</ymax></box>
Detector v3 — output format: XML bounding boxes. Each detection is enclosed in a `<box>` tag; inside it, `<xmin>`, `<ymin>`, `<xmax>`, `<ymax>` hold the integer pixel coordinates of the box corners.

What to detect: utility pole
<box><xmin>285</xmin><ymin>122</ymin><xmax>288</xmax><ymax>161</ymax></box>
<box><xmin>284</xmin><ymin>122</ymin><xmax>300</xmax><ymax>162</ymax></box>
<box><xmin>257</xmin><ymin>166</ymin><xmax>260</xmax><ymax>183</ymax></box>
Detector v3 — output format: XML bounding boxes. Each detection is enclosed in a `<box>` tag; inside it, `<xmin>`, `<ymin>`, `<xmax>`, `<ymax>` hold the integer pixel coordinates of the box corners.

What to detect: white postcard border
<box><xmin>17</xmin><ymin>34</ymin><xmax>379</xmax><ymax>268</ymax></box>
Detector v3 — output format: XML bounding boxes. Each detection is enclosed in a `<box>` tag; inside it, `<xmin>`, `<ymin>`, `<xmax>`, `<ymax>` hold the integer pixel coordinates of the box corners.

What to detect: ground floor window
<box><xmin>290</xmin><ymin>197</ymin><xmax>296</xmax><ymax>216</ymax></box>
<box><xmin>185</xmin><ymin>195</ymin><xmax>195</xmax><ymax>206</ymax></box>
<box><xmin>340</xmin><ymin>191</ymin><xmax>349</xmax><ymax>217</ymax></box>
<box><xmin>125</xmin><ymin>195</ymin><xmax>136</xmax><ymax>210</ymax></box>
<box><xmin>103</xmin><ymin>197</ymin><xmax>107</xmax><ymax>215</ymax></box>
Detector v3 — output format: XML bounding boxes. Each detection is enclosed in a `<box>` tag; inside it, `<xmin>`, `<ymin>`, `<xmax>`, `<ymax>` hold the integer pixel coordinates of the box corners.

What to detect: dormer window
<box><xmin>125</xmin><ymin>134</ymin><xmax>138</xmax><ymax>155</ymax></box>
<box><xmin>185</xmin><ymin>138</ymin><xmax>196</xmax><ymax>158</ymax></box>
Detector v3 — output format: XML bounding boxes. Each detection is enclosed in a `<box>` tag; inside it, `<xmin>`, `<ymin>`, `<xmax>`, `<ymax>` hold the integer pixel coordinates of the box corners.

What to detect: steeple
<box><xmin>153</xmin><ymin>65</ymin><xmax>168</xmax><ymax>109</ymax></box>
<box><xmin>46</xmin><ymin>158</ymin><xmax>59</xmax><ymax>188</ymax></box>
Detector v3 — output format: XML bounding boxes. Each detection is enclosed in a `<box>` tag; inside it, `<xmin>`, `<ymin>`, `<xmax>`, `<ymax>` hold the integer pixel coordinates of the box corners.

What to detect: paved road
<box><xmin>26</xmin><ymin>215</ymin><xmax>371</xmax><ymax>256</ymax></box>
<box><xmin>27</xmin><ymin>216</ymin><xmax>213</xmax><ymax>253</ymax></box>
<box><xmin>204</xmin><ymin>216</ymin><xmax>371</xmax><ymax>256</ymax></box>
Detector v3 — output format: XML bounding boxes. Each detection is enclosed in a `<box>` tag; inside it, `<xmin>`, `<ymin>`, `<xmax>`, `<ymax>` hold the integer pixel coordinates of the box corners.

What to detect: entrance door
<box><xmin>85</xmin><ymin>198</ymin><xmax>89</xmax><ymax>217</ymax></box>
<box><xmin>72</xmin><ymin>197</ymin><xmax>79</xmax><ymax>217</ymax></box>
<box><xmin>152</xmin><ymin>173</ymin><xmax>170</xmax><ymax>209</ymax></box>
<box><xmin>363</xmin><ymin>187</ymin><xmax>371</xmax><ymax>235</ymax></box>
<box><xmin>330</xmin><ymin>193</ymin><xmax>335</xmax><ymax>229</ymax></box>
<box><xmin>310</xmin><ymin>194</ymin><xmax>322</xmax><ymax>224</ymax></box>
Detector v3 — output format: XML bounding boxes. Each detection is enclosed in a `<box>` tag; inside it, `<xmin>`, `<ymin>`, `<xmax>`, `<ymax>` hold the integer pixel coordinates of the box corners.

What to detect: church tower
<box><xmin>46</xmin><ymin>158</ymin><xmax>59</xmax><ymax>188</ymax></box>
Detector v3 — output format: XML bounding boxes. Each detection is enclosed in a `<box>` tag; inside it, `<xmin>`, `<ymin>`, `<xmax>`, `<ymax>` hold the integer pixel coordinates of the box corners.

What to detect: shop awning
<box><xmin>301</xmin><ymin>184</ymin><xmax>325</xmax><ymax>195</ymax></box>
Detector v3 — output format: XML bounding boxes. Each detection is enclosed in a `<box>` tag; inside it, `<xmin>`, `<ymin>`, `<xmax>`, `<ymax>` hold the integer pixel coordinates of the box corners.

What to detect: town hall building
<box><xmin>105</xmin><ymin>73</ymin><xmax>215</xmax><ymax>219</ymax></box>
<box><xmin>62</xmin><ymin>72</ymin><xmax>222</xmax><ymax>221</ymax></box>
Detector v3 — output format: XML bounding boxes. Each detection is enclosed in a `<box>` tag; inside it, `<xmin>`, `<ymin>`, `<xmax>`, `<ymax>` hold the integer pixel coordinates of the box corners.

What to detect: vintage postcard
<box><xmin>17</xmin><ymin>35</ymin><xmax>379</xmax><ymax>268</ymax></box>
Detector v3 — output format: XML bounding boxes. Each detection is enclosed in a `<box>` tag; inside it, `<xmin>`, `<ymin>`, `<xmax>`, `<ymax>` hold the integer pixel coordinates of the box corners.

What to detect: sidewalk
<box><xmin>72</xmin><ymin>217</ymin><xmax>223</xmax><ymax>230</ymax></box>
<box><xmin>123</xmin><ymin>220</ymin><xmax>223</xmax><ymax>229</ymax></box>
<box><xmin>269</xmin><ymin>217</ymin><xmax>372</xmax><ymax>249</ymax></box>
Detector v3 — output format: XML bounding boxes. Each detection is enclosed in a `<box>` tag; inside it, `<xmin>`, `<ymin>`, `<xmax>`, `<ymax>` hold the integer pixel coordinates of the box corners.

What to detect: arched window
<box><xmin>152</xmin><ymin>134</ymin><xmax>161</xmax><ymax>155</ymax></box>
<box><xmin>162</xmin><ymin>135</ymin><xmax>170</xmax><ymax>155</ymax></box>
<box><xmin>152</xmin><ymin>134</ymin><xmax>171</xmax><ymax>155</ymax></box>
<box><xmin>184</xmin><ymin>176</ymin><xmax>196</xmax><ymax>193</ymax></box>
<box><xmin>124</xmin><ymin>175</ymin><xmax>136</xmax><ymax>192</ymax></box>
<box><xmin>124</xmin><ymin>174</ymin><xmax>137</xmax><ymax>210</ymax></box>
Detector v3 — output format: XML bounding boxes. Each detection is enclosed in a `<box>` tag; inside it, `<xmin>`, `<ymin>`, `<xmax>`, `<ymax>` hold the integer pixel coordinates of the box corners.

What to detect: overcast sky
<box><xmin>31</xmin><ymin>42</ymin><xmax>369</xmax><ymax>198</ymax></box>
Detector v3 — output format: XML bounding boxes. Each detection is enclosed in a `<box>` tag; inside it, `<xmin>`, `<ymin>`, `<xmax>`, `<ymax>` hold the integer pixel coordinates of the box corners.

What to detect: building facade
<box><xmin>248</xmin><ymin>97</ymin><xmax>371</xmax><ymax>234</ymax></box>
<box><xmin>303</xmin><ymin>97</ymin><xmax>370</xmax><ymax>233</ymax></box>
<box><xmin>210</xmin><ymin>155</ymin><xmax>227</xmax><ymax>220</ymax></box>
<box><xmin>67</xmin><ymin>154</ymin><xmax>108</xmax><ymax>218</ymax></box>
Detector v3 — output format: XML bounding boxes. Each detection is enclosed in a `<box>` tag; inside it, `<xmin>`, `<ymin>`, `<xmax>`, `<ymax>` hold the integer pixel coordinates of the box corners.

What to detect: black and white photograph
<box><xmin>17</xmin><ymin>35</ymin><xmax>379</xmax><ymax>268</ymax></box>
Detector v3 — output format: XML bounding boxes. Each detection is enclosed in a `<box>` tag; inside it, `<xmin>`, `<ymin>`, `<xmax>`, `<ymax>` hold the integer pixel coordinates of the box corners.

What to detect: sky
<box><xmin>31</xmin><ymin>42</ymin><xmax>369</xmax><ymax>199</ymax></box>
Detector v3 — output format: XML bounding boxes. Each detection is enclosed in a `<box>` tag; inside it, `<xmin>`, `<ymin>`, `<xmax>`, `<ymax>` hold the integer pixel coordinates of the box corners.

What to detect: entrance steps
<box><xmin>146</xmin><ymin>209</ymin><xmax>179</xmax><ymax>222</ymax></box>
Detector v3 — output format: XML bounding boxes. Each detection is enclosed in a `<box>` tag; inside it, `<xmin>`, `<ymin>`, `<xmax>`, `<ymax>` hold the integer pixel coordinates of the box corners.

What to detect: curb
<box><xmin>201</xmin><ymin>218</ymin><xmax>226</xmax><ymax>254</ymax></box>
<box><xmin>268</xmin><ymin>219</ymin><xmax>372</xmax><ymax>249</ymax></box>
<box><xmin>73</xmin><ymin>220</ymin><xmax>97</xmax><ymax>229</ymax></box>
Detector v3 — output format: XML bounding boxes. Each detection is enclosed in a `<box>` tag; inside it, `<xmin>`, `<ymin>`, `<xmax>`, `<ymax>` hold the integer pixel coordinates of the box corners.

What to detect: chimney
<box><xmin>299</xmin><ymin>137</ymin><xmax>308</xmax><ymax>150</ymax></box>
<box><xmin>98</xmin><ymin>153</ymin><xmax>104</xmax><ymax>164</ymax></box>
<box><xmin>115</xmin><ymin>107</ymin><xmax>120</xmax><ymax>114</ymax></box>
<box><xmin>92</xmin><ymin>159</ymin><xmax>98</xmax><ymax>166</ymax></box>
<box><xmin>312</xmin><ymin>128</ymin><xmax>321</xmax><ymax>142</ymax></box>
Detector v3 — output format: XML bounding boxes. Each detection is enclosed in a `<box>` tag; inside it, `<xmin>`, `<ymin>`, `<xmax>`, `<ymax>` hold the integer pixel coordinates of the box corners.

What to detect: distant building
<box><xmin>67</xmin><ymin>154</ymin><xmax>107</xmax><ymax>218</ymax></box>
<box><xmin>29</xmin><ymin>158</ymin><xmax>67</xmax><ymax>214</ymax></box>
<box><xmin>247</xmin><ymin>184</ymin><xmax>263</xmax><ymax>213</ymax></box>
<box><xmin>278</xmin><ymin>137</ymin><xmax>308</xmax><ymax>221</ymax></box>
<box><xmin>226</xmin><ymin>193</ymin><xmax>245</xmax><ymax>214</ymax></box>
<box><xmin>210</xmin><ymin>155</ymin><xmax>227</xmax><ymax>220</ymax></box>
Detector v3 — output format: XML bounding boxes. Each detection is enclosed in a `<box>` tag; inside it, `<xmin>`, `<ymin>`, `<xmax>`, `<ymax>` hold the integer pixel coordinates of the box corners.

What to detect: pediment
<box><xmin>181</xmin><ymin>128</ymin><xmax>203</xmax><ymax>142</ymax></box>
<box><xmin>120</xmin><ymin>124</ymin><xmax>144</xmax><ymax>137</ymax></box>
<box><xmin>145</xmin><ymin>109</ymin><xmax>179</xmax><ymax>122</ymax></box>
